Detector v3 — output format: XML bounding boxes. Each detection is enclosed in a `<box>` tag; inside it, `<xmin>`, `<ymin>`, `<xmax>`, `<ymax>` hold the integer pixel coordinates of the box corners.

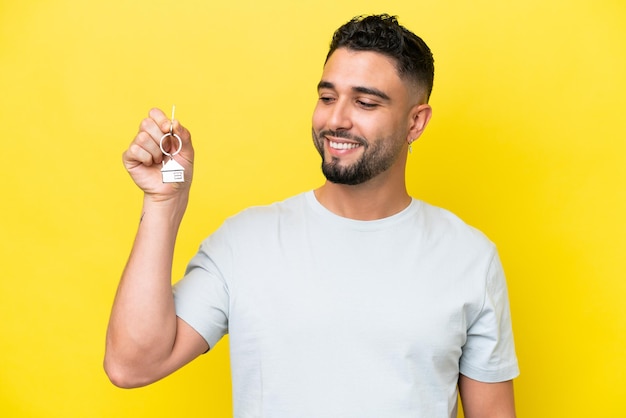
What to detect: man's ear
<box><xmin>406</xmin><ymin>104</ymin><xmax>432</xmax><ymax>144</ymax></box>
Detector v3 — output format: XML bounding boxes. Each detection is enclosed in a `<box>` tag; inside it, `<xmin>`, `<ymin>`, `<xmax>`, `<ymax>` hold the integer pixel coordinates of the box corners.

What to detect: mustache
<box><xmin>318</xmin><ymin>129</ymin><xmax>367</xmax><ymax>146</ymax></box>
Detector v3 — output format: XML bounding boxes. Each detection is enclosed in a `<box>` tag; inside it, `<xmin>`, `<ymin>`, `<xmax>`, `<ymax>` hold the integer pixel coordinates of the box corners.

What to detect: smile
<box><xmin>329</xmin><ymin>140</ymin><xmax>361</xmax><ymax>150</ymax></box>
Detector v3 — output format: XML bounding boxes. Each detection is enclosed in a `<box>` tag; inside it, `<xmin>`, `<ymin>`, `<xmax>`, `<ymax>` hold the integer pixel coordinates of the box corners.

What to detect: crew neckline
<box><xmin>304</xmin><ymin>190</ymin><xmax>421</xmax><ymax>231</ymax></box>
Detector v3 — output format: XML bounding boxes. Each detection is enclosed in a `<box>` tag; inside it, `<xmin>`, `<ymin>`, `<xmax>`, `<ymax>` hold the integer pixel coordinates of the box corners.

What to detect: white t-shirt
<box><xmin>174</xmin><ymin>191</ymin><xmax>519</xmax><ymax>417</ymax></box>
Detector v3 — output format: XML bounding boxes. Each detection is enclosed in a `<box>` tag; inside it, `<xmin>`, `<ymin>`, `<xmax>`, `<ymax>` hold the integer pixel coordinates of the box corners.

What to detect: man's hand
<box><xmin>122</xmin><ymin>108</ymin><xmax>194</xmax><ymax>201</ymax></box>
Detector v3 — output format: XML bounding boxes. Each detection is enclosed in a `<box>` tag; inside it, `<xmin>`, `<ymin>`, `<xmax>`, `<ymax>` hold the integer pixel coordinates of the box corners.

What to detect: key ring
<box><xmin>159</xmin><ymin>131</ymin><xmax>182</xmax><ymax>157</ymax></box>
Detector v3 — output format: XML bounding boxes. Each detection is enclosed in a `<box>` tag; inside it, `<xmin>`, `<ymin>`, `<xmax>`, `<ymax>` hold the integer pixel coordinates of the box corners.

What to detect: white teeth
<box><xmin>329</xmin><ymin>141</ymin><xmax>360</xmax><ymax>150</ymax></box>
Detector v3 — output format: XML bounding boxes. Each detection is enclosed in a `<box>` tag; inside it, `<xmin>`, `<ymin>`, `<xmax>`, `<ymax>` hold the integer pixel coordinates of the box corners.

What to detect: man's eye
<box><xmin>357</xmin><ymin>100</ymin><xmax>378</xmax><ymax>109</ymax></box>
<box><xmin>319</xmin><ymin>96</ymin><xmax>334</xmax><ymax>104</ymax></box>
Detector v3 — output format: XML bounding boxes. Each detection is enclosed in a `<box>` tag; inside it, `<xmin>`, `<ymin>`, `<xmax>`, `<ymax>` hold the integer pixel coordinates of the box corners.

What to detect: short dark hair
<box><xmin>326</xmin><ymin>14</ymin><xmax>434</xmax><ymax>101</ymax></box>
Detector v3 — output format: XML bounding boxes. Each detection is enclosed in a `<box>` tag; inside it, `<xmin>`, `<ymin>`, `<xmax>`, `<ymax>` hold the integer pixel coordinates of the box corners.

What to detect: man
<box><xmin>105</xmin><ymin>14</ymin><xmax>519</xmax><ymax>417</ymax></box>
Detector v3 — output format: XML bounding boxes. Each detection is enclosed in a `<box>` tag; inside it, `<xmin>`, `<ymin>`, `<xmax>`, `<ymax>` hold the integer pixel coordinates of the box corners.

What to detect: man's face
<box><xmin>312</xmin><ymin>48</ymin><xmax>415</xmax><ymax>185</ymax></box>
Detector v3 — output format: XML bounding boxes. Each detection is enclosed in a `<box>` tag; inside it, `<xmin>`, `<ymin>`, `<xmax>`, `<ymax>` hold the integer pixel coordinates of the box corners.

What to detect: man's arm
<box><xmin>104</xmin><ymin>108</ymin><xmax>208</xmax><ymax>388</ymax></box>
<box><xmin>458</xmin><ymin>375</ymin><xmax>516</xmax><ymax>418</ymax></box>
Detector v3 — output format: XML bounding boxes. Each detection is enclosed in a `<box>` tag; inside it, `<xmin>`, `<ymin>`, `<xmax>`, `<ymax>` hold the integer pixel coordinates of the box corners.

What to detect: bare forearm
<box><xmin>105</xmin><ymin>196</ymin><xmax>188</xmax><ymax>384</ymax></box>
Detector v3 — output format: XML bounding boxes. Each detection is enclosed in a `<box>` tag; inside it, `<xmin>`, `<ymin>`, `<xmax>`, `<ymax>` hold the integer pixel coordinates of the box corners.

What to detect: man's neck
<box><xmin>314</xmin><ymin>175</ymin><xmax>411</xmax><ymax>221</ymax></box>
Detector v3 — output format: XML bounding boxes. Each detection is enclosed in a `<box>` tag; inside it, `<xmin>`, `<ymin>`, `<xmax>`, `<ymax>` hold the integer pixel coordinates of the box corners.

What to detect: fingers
<box><xmin>147</xmin><ymin>108</ymin><xmax>192</xmax><ymax>154</ymax></box>
<box><xmin>123</xmin><ymin>108</ymin><xmax>193</xmax><ymax>172</ymax></box>
<box><xmin>148</xmin><ymin>108</ymin><xmax>173</xmax><ymax>135</ymax></box>
<box><xmin>146</xmin><ymin>108</ymin><xmax>190</xmax><ymax>141</ymax></box>
<box><xmin>122</xmin><ymin>110</ymin><xmax>166</xmax><ymax>170</ymax></box>
<box><xmin>171</xmin><ymin>119</ymin><xmax>191</xmax><ymax>143</ymax></box>
<box><xmin>125</xmin><ymin>116</ymin><xmax>165</xmax><ymax>167</ymax></box>
<box><xmin>169</xmin><ymin>120</ymin><xmax>192</xmax><ymax>159</ymax></box>
<box><xmin>127</xmin><ymin>131</ymin><xmax>161</xmax><ymax>166</ymax></box>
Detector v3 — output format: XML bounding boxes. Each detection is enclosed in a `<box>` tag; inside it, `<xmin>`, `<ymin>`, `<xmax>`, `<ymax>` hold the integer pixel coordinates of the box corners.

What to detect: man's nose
<box><xmin>327</xmin><ymin>100</ymin><xmax>353</xmax><ymax>131</ymax></box>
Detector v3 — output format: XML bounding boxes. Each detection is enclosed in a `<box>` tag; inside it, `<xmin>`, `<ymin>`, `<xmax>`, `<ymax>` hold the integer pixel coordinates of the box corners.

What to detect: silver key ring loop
<box><xmin>159</xmin><ymin>132</ymin><xmax>183</xmax><ymax>157</ymax></box>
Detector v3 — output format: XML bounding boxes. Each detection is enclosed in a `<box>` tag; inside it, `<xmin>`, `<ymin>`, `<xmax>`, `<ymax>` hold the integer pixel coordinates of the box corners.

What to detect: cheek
<box><xmin>311</xmin><ymin>104</ymin><xmax>325</xmax><ymax>130</ymax></box>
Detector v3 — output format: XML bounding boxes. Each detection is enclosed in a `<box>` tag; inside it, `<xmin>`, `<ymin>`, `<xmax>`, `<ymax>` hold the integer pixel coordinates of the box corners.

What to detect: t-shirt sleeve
<box><xmin>459</xmin><ymin>250</ymin><xmax>520</xmax><ymax>382</ymax></box>
<box><xmin>173</xmin><ymin>224</ymin><xmax>231</xmax><ymax>350</ymax></box>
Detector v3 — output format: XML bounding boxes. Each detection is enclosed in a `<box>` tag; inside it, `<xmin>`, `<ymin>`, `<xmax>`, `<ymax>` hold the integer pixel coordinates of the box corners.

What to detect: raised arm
<box><xmin>104</xmin><ymin>108</ymin><xmax>208</xmax><ymax>388</ymax></box>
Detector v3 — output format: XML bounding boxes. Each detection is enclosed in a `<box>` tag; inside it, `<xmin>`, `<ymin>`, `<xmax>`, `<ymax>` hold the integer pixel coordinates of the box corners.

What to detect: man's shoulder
<box><xmin>414</xmin><ymin>199</ymin><xmax>496</xmax><ymax>252</ymax></box>
<box><xmin>222</xmin><ymin>192</ymin><xmax>308</xmax><ymax>228</ymax></box>
<box><xmin>238</xmin><ymin>192</ymin><xmax>306</xmax><ymax>216</ymax></box>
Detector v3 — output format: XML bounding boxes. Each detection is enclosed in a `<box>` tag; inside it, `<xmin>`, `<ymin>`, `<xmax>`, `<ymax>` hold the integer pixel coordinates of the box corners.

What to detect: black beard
<box><xmin>322</xmin><ymin>156</ymin><xmax>374</xmax><ymax>185</ymax></box>
<box><xmin>312</xmin><ymin>128</ymin><xmax>400</xmax><ymax>186</ymax></box>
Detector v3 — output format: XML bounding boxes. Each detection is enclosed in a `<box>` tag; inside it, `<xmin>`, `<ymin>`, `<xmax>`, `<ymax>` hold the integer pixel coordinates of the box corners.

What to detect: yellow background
<box><xmin>1</xmin><ymin>0</ymin><xmax>624</xmax><ymax>417</ymax></box>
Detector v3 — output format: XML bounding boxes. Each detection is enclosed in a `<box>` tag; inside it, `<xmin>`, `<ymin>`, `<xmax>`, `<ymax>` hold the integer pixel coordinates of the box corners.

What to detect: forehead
<box><xmin>321</xmin><ymin>48</ymin><xmax>407</xmax><ymax>96</ymax></box>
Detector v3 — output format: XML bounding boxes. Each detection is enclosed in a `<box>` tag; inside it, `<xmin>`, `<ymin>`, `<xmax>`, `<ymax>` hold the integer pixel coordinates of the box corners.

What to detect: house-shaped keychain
<box><xmin>161</xmin><ymin>158</ymin><xmax>185</xmax><ymax>183</ymax></box>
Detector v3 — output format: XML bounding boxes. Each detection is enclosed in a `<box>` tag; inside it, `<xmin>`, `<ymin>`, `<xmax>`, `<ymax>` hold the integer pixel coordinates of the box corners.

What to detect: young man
<box><xmin>105</xmin><ymin>14</ymin><xmax>519</xmax><ymax>417</ymax></box>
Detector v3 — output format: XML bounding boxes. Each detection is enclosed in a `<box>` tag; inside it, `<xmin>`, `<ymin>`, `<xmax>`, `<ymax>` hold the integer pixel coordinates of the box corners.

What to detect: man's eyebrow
<box><xmin>317</xmin><ymin>81</ymin><xmax>390</xmax><ymax>101</ymax></box>
<box><xmin>317</xmin><ymin>80</ymin><xmax>334</xmax><ymax>91</ymax></box>
<box><xmin>352</xmin><ymin>86</ymin><xmax>390</xmax><ymax>101</ymax></box>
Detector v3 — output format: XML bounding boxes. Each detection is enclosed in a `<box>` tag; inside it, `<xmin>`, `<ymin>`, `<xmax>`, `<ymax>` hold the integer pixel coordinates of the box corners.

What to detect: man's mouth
<box><xmin>328</xmin><ymin>140</ymin><xmax>361</xmax><ymax>150</ymax></box>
